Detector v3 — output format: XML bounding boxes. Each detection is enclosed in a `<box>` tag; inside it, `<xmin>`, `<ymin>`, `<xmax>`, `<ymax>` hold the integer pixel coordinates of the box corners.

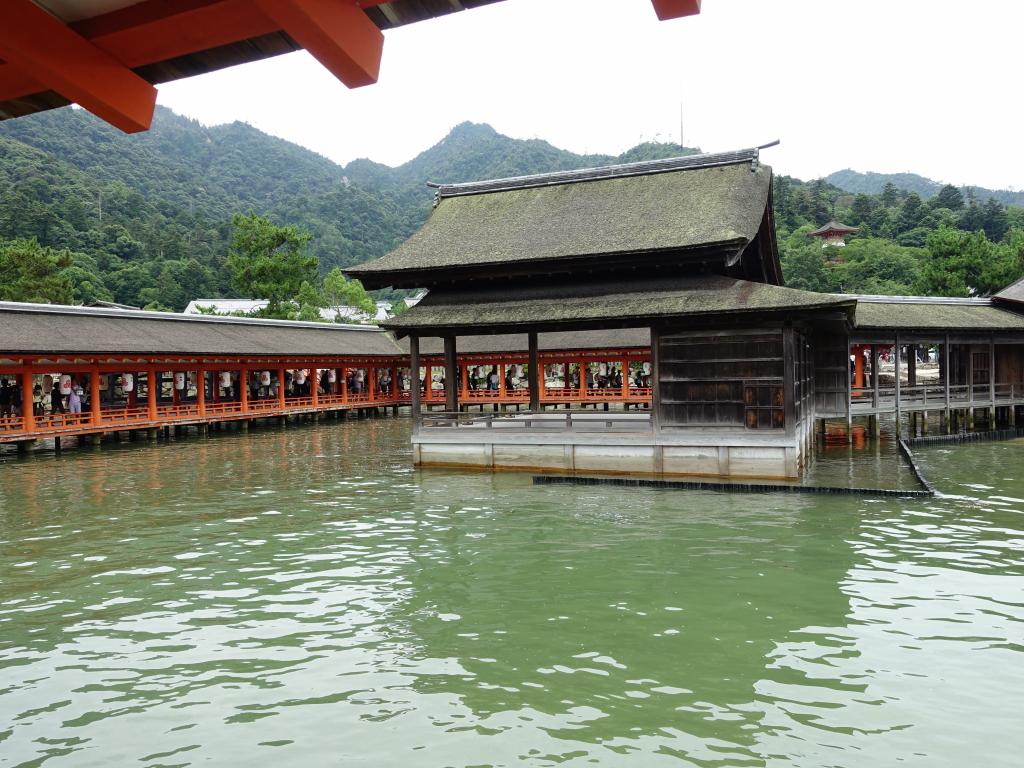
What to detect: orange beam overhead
<box><xmin>650</xmin><ymin>0</ymin><xmax>702</xmax><ymax>21</ymax></box>
<box><xmin>253</xmin><ymin>0</ymin><xmax>384</xmax><ymax>88</ymax></box>
<box><xmin>0</xmin><ymin>0</ymin><xmax>157</xmax><ymax>132</ymax></box>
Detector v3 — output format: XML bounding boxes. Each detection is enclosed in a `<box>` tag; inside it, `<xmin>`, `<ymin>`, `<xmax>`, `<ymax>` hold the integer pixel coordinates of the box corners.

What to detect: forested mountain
<box><xmin>0</xmin><ymin>105</ymin><xmax>1022</xmax><ymax>311</ymax></box>
<box><xmin>826</xmin><ymin>169</ymin><xmax>1024</xmax><ymax>208</ymax></box>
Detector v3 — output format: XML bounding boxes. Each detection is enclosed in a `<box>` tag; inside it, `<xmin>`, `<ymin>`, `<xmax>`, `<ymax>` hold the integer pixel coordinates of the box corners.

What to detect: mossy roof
<box><xmin>853</xmin><ymin>299</ymin><xmax>1024</xmax><ymax>330</ymax></box>
<box><xmin>383</xmin><ymin>275</ymin><xmax>852</xmax><ymax>335</ymax></box>
<box><xmin>348</xmin><ymin>155</ymin><xmax>772</xmax><ymax>286</ymax></box>
<box><xmin>0</xmin><ymin>302</ymin><xmax>403</xmax><ymax>357</ymax></box>
<box><xmin>995</xmin><ymin>276</ymin><xmax>1024</xmax><ymax>307</ymax></box>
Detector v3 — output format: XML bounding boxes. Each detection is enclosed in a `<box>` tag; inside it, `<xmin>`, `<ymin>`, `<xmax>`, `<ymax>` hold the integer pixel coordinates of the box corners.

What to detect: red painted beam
<box><xmin>253</xmin><ymin>0</ymin><xmax>383</xmax><ymax>88</ymax></box>
<box><xmin>0</xmin><ymin>0</ymin><xmax>157</xmax><ymax>132</ymax></box>
<box><xmin>650</xmin><ymin>0</ymin><xmax>702</xmax><ymax>21</ymax></box>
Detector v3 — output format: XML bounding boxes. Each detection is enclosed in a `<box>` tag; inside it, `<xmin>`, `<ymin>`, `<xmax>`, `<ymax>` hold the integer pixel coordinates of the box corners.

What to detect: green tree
<box><xmin>227</xmin><ymin>213</ymin><xmax>317</xmax><ymax>314</ymax></box>
<box><xmin>881</xmin><ymin>182</ymin><xmax>900</xmax><ymax>207</ymax></box>
<box><xmin>322</xmin><ymin>266</ymin><xmax>376</xmax><ymax>316</ymax></box>
<box><xmin>916</xmin><ymin>227</ymin><xmax>1004</xmax><ymax>296</ymax></box>
<box><xmin>934</xmin><ymin>184</ymin><xmax>964</xmax><ymax>211</ymax></box>
<box><xmin>0</xmin><ymin>237</ymin><xmax>74</xmax><ymax>304</ymax></box>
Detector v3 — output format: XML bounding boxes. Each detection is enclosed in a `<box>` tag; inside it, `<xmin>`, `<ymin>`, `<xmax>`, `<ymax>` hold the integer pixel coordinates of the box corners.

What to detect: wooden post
<box><xmin>147</xmin><ymin>368</ymin><xmax>158</xmax><ymax>420</ymax></box>
<box><xmin>196</xmin><ymin>369</ymin><xmax>206</xmax><ymax>416</ymax></box>
<box><xmin>783</xmin><ymin>327</ymin><xmax>796</xmax><ymax>437</ymax></box>
<box><xmin>621</xmin><ymin>357</ymin><xmax>629</xmax><ymax>402</ymax></box>
<box><xmin>498</xmin><ymin>362</ymin><xmax>507</xmax><ymax>399</ymax></box>
<box><xmin>444</xmin><ymin>336</ymin><xmax>458</xmax><ymax>413</ymax></box>
<box><xmin>894</xmin><ymin>334</ymin><xmax>902</xmax><ymax>437</ymax></box>
<box><xmin>528</xmin><ymin>332</ymin><xmax>540</xmax><ymax>412</ymax></box>
<box><xmin>650</xmin><ymin>326</ymin><xmax>661</xmax><ymax>433</ymax></box>
<box><xmin>90</xmin><ymin>365</ymin><xmax>102</xmax><ymax>426</ymax></box>
<box><xmin>989</xmin><ymin>336</ymin><xmax>996</xmax><ymax>426</ymax></box>
<box><xmin>907</xmin><ymin>344</ymin><xmax>917</xmax><ymax>386</ymax></box>
<box><xmin>943</xmin><ymin>335</ymin><xmax>951</xmax><ymax>433</ymax></box>
<box><xmin>460</xmin><ymin>361</ymin><xmax>469</xmax><ymax>404</ymax></box>
<box><xmin>845</xmin><ymin>338</ymin><xmax>852</xmax><ymax>443</ymax></box>
<box><xmin>240</xmin><ymin>367</ymin><xmax>249</xmax><ymax>413</ymax></box>
<box><xmin>21</xmin><ymin>370</ymin><xmax>34</xmax><ymax>432</ymax></box>
<box><xmin>311</xmin><ymin>368</ymin><xmax>319</xmax><ymax>408</ymax></box>
<box><xmin>871</xmin><ymin>344</ymin><xmax>879</xmax><ymax>408</ymax></box>
<box><xmin>410</xmin><ymin>336</ymin><xmax>421</xmax><ymax>433</ymax></box>
<box><xmin>341</xmin><ymin>366</ymin><xmax>348</xmax><ymax>402</ymax></box>
<box><xmin>578</xmin><ymin>357</ymin><xmax>586</xmax><ymax>398</ymax></box>
<box><xmin>277</xmin><ymin>367</ymin><xmax>286</xmax><ymax>409</ymax></box>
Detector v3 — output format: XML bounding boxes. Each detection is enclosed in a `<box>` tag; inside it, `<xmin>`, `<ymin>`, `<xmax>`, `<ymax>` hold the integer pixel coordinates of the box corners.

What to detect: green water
<box><xmin>1</xmin><ymin>418</ymin><xmax>1022</xmax><ymax>767</ymax></box>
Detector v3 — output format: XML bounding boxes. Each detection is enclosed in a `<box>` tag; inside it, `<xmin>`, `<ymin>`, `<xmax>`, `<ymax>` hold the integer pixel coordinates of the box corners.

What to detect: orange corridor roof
<box><xmin>0</xmin><ymin>0</ymin><xmax>700</xmax><ymax>133</ymax></box>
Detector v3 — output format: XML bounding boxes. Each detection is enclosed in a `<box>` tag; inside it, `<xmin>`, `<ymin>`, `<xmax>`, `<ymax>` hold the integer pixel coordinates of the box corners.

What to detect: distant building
<box><xmin>808</xmin><ymin>220</ymin><xmax>859</xmax><ymax>248</ymax></box>
<box><xmin>182</xmin><ymin>291</ymin><xmax>426</xmax><ymax>323</ymax></box>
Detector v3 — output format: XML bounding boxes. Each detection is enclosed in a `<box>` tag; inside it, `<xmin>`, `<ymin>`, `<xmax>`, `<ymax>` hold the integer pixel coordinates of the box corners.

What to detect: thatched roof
<box><xmin>383</xmin><ymin>276</ymin><xmax>853</xmax><ymax>336</ymax></box>
<box><xmin>0</xmin><ymin>302</ymin><xmax>403</xmax><ymax>358</ymax></box>
<box><xmin>994</xmin><ymin>276</ymin><xmax>1024</xmax><ymax>308</ymax></box>
<box><xmin>853</xmin><ymin>297</ymin><xmax>1024</xmax><ymax>331</ymax></box>
<box><xmin>348</xmin><ymin>149</ymin><xmax>776</xmax><ymax>289</ymax></box>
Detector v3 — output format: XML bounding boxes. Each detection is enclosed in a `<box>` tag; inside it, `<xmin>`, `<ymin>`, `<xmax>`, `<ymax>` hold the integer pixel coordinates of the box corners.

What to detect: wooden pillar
<box><xmin>341</xmin><ymin>366</ymin><xmax>348</xmax><ymax>402</ymax></box>
<box><xmin>943</xmin><ymin>335</ymin><xmax>951</xmax><ymax>433</ymax></box>
<box><xmin>21</xmin><ymin>370</ymin><xmax>34</xmax><ymax>432</ymax></box>
<box><xmin>894</xmin><ymin>334</ymin><xmax>902</xmax><ymax>437</ymax></box>
<box><xmin>460</xmin><ymin>362</ymin><xmax>469</xmax><ymax>405</ymax></box>
<box><xmin>409</xmin><ymin>336</ymin><xmax>421</xmax><ymax>433</ymax></box>
<box><xmin>311</xmin><ymin>368</ymin><xmax>319</xmax><ymax>407</ymax></box>
<box><xmin>578</xmin><ymin>357</ymin><xmax>586</xmax><ymax>398</ymax></box>
<box><xmin>196</xmin><ymin>369</ymin><xmax>206</xmax><ymax>416</ymax></box>
<box><xmin>783</xmin><ymin>327</ymin><xmax>796</xmax><ymax>437</ymax></box>
<box><xmin>853</xmin><ymin>345</ymin><xmax>865</xmax><ymax>389</ymax></box>
<box><xmin>240</xmin><ymin>367</ymin><xmax>249</xmax><ymax>413</ymax></box>
<box><xmin>845</xmin><ymin>338</ymin><xmax>853</xmax><ymax>443</ymax></box>
<box><xmin>907</xmin><ymin>344</ymin><xmax>917</xmax><ymax>386</ymax></box>
<box><xmin>871</xmin><ymin>344</ymin><xmax>879</xmax><ymax>408</ymax></box>
<box><xmin>368</xmin><ymin>365</ymin><xmax>377</xmax><ymax>402</ymax></box>
<box><xmin>650</xmin><ymin>326</ymin><xmax>661</xmax><ymax>433</ymax></box>
<box><xmin>443</xmin><ymin>336</ymin><xmax>458</xmax><ymax>413</ymax></box>
<box><xmin>147</xmin><ymin>369</ymin><xmax>158</xmax><ymax>420</ymax></box>
<box><xmin>498</xmin><ymin>362</ymin><xmax>507</xmax><ymax>399</ymax></box>
<box><xmin>90</xmin><ymin>365</ymin><xmax>102</xmax><ymax>425</ymax></box>
<box><xmin>211</xmin><ymin>370</ymin><xmax>219</xmax><ymax>404</ymax></box>
<box><xmin>621</xmin><ymin>357</ymin><xmax>629</xmax><ymax>401</ymax></box>
<box><xmin>277</xmin><ymin>367</ymin><xmax>286</xmax><ymax>409</ymax></box>
<box><xmin>528</xmin><ymin>332</ymin><xmax>540</xmax><ymax>412</ymax></box>
<box><xmin>989</xmin><ymin>336</ymin><xmax>996</xmax><ymax>426</ymax></box>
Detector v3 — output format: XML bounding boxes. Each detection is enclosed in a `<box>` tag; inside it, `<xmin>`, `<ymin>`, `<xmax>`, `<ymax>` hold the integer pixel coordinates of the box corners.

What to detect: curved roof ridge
<box><xmin>427</xmin><ymin>147</ymin><xmax>761</xmax><ymax>198</ymax></box>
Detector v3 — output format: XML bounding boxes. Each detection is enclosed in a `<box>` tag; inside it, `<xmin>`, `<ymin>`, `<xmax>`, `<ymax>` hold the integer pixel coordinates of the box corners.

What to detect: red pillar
<box><xmin>147</xmin><ymin>368</ymin><xmax>158</xmax><ymax>420</ymax></box>
<box><xmin>311</xmin><ymin>368</ymin><xmax>319</xmax><ymax>407</ymax></box>
<box><xmin>240</xmin><ymin>367</ymin><xmax>249</xmax><ymax>413</ymax></box>
<box><xmin>90</xmin><ymin>366</ymin><xmax>102</xmax><ymax>425</ymax></box>
<box><xmin>196</xmin><ymin>368</ymin><xmax>206</xmax><ymax>416</ymax></box>
<box><xmin>368</xmin><ymin>366</ymin><xmax>377</xmax><ymax>402</ymax></box>
<box><xmin>21</xmin><ymin>370</ymin><xmax>34</xmax><ymax>432</ymax></box>
<box><xmin>341</xmin><ymin>366</ymin><xmax>348</xmax><ymax>403</ymax></box>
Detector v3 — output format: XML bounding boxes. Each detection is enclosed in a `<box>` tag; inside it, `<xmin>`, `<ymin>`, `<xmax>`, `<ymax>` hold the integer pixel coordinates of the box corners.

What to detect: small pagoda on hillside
<box><xmin>808</xmin><ymin>220</ymin><xmax>858</xmax><ymax>248</ymax></box>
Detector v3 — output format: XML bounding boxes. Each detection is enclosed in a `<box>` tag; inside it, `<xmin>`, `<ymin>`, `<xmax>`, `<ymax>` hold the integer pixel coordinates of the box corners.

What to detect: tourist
<box><xmin>32</xmin><ymin>384</ymin><xmax>42</xmax><ymax>416</ymax></box>
<box><xmin>51</xmin><ymin>380</ymin><xmax>65</xmax><ymax>414</ymax></box>
<box><xmin>585</xmin><ymin>367</ymin><xmax>595</xmax><ymax>389</ymax></box>
<box><xmin>40</xmin><ymin>385</ymin><xmax>51</xmax><ymax>415</ymax></box>
<box><xmin>505</xmin><ymin>366</ymin><xmax>515</xmax><ymax>391</ymax></box>
<box><xmin>68</xmin><ymin>382</ymin><xmax>82</xmax><ymax>414</ymax></box>
<box><xmin>488</xmin><ymin>366</ymin><xmax>499</xmax><ymax>391</ymax></box>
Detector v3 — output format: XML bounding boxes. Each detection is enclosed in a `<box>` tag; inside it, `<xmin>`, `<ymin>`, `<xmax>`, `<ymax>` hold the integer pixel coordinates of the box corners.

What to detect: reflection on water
<box><xmin>0</xmin><ymin>418</ymin><xmax>1022</xmax><ymax>767</ymax></box>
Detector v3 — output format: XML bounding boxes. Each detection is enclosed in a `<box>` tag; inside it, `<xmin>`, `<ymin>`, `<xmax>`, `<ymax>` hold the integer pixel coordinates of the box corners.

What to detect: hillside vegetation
<box><xmin>0</xmin><ymin>106</ymin><xmax>1021</xmax><ymax>311</ymax></box>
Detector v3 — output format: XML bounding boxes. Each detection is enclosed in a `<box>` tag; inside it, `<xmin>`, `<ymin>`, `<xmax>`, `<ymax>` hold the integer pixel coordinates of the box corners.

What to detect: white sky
<box><xmin>157</xmin><ymin>0</ymin><xmax>1024</xmax><ymax>190</ymax></box>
